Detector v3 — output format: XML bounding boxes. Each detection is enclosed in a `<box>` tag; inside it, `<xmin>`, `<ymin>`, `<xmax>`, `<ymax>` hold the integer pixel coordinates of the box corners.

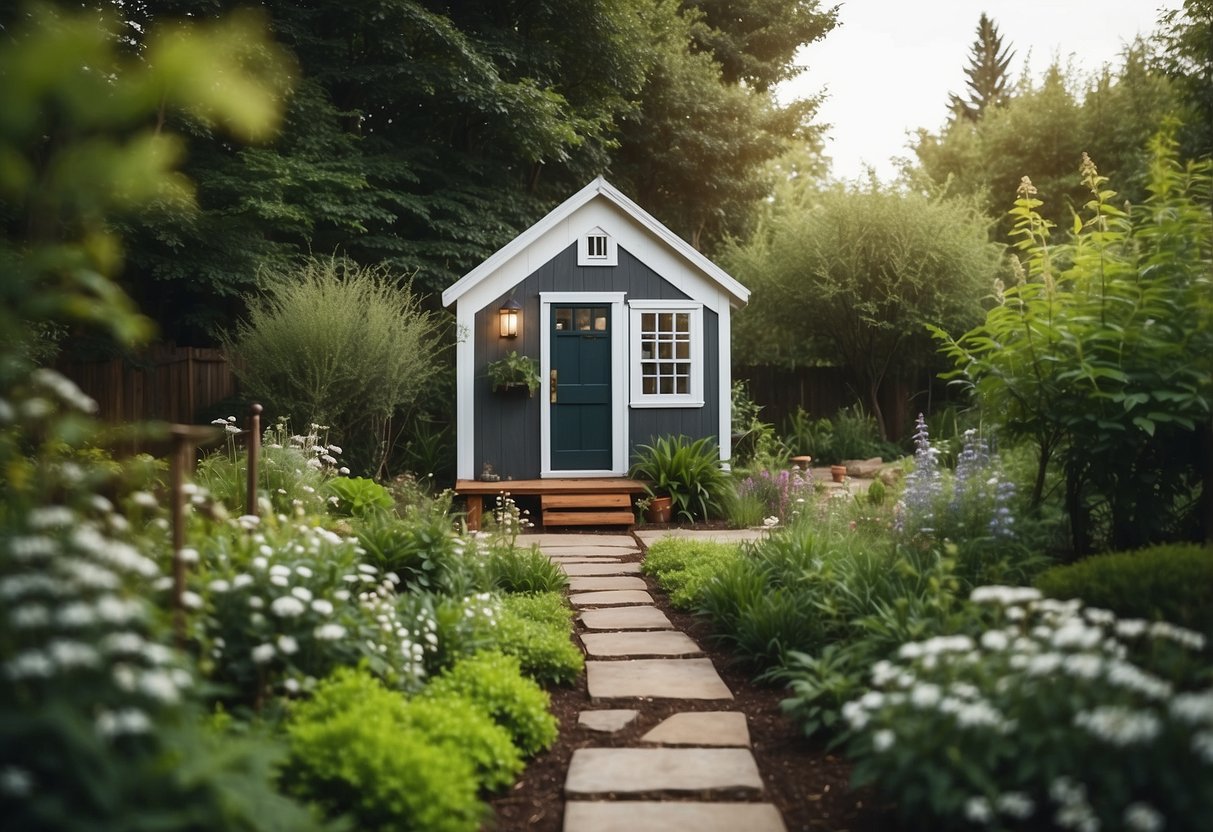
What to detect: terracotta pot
<box><xmin>644</xmin><ymin>495</ymin><xmax>673</xmax><ymax>523</ymax></box>
<box><xmin>830</xmin><ymin>465</ymin><xmax>847</xmax><ymax>483</ymax></box>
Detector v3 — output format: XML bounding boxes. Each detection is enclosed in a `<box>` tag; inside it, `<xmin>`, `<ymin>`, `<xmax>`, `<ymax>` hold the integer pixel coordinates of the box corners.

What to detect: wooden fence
<box><xmin>58</xmin><ymin>346</ymin><xmax>240</xmax><ymax>426</ymax></box>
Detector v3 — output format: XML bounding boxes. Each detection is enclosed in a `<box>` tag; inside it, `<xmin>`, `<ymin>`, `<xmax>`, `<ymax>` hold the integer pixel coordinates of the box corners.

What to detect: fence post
<box><xmin>245</xmin><ymin>402</ymin><xmax>262</xmax><ymax>517</ymax></box>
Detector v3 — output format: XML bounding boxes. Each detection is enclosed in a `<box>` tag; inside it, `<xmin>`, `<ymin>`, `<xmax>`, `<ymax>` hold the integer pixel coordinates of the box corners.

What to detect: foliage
<box><xmin>354</xmin><ymin>510</ymin><xmax>476</xmax><ymax>596</ymax></box>
<box><xmin>192</xmin><ymin>519</ymin><xmax>431</xmax><ymax>703</ymax></box>
<box><xmin>395</xmin><ymin>591</ymin><xmax>496</xmax><ymax>678</ymax></box>
<box><xmin>642</xmin><ymin>538</ymin><xmax>743</xmax><ymax>608</ymax></box>
<box><xmin>224</xmin><ymin>257</ymin><xmax>442</xmax><ymax>477</ymax></box>
<box><xmin>731</xmin><ymin>467</ymin><xmax>814</xmax><ymax>526</ymax></box>
<box><xmin>1155</xmin><ymin>0</ymin><xmax>1213</xmax><ymax>161</ymax></box>
<box><xmin>931</xmin><ymin>136</ymin><xmax>1213</xmax><ymax>553</ymax></box>
<box><xmin>914</xmin><ymin>47</ymin><xmax>1181</xmax><ymax>244</ymax></box>
<box><xmin>492</xmin><ymin>592</ymin><xmax>584</xmax><ymax>686</ymax></box>
<box><xmin>393</xmin><ymin>696</ymin><xmax>524</xmax><ymax>792</ymax></box>
<box><xmin>730</xmin><ymin>381</ymin><xmax>787</xmax><ymax>468</ymax></box>
<box><xmin>842</xmin><ymin>586</ymin><xmax>1213</xmax><ymax>832</ymax></box>
<box><xmin>727</xmin><ymin>182</ymin><xmax>1003</xmax><ymax>440</ymax></box>
<box><xmin>485</xmin><ymin>351</ymin><xmax>541</xmax><ymax>395</ymax></box>
<box><xmin>1036</xmin><ymin>544</ymin><xmax>1213</xmax><ymax>639</ymax></box>
<box><xmin>947</xmin><ymin>13</ymin><xmax>1015</xmax><ymax>123</ymax></box>
<box><xmin>323</xmin><ymin>477</ymin><xmax>394</xmax><ymax>519</ymax></box>
<box><xmin>421</xmin><ymin>651</ymin><xmax>558</xmax><ymax>757</ymax></box>
<box><xmin>630</xmin><ymin>435</ymin><xmax>729</xmax><ymax>522</ymax></box>
<box><xmin>783</xmin><ymin>405</ymin><xmax>896</xmax><ymax>464</ymax></box>
<box><xmin>486</xmin><ymin>544</ymin><xmax>568</xmax><ymax>595</ymax></box>
<box><xmin>284</xmin><ymin>667</ymin><xmax>484</xmax><ymax>832</ymax></box>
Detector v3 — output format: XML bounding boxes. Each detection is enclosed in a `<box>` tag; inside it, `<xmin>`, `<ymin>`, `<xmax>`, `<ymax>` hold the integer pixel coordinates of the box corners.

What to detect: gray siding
<box><xmin>473</xmin><ymin>243</ymin><xmax>720</xmax><ymax>479</ymax></box>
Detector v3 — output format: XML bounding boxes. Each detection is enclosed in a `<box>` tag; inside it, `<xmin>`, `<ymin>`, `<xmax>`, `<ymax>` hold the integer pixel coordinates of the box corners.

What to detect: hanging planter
<box><xmin>485</xmin><ymin>351</ymin><xmax>540</xmax><ymax>396</ymax></box>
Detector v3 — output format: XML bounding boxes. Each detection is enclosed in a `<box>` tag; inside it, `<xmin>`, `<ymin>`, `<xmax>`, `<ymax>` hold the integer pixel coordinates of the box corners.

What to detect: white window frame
<box><xmin>628</xmin><ymin>300</ymin><xmax>704</xmax><ymax>408</ymax></box>
<box><xmin>577</xmin><ymin>226</ymin><xmax>618</xmax><ymax>266</ymax></box>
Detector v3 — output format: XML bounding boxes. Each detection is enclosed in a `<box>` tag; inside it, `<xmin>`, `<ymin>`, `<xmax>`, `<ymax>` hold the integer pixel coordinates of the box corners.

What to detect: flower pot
<box><xmin>830</xmin><ymin>464</ymin><xmax>847</xmax><ymax>483</ymax></box>
<box><xmin>644</xmin><ymin>495</ymin><xmax>673</xmax><ymax>523</ymax></box>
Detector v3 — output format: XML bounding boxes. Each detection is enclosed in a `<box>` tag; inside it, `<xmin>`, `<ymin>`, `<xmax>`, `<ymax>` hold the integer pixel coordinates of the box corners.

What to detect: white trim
<box><xmin>577</xmin><ymin>226</ymin><xmax>618</xmax><ymax>266</ymax></box>
<box><xmin>628</xmin><ymin>300</ymin><xmax>704</xmax><ymax>408</ymax></box>
<box><xmin>717</xmin><ymin>302</ymin><xmax>732</xmax><ymax>466</ymax></box>
<box><xmin>454</xmin><ymin>306</ymin><xmax>476</xmax><ymax>479</ymax></box>
<box><xmin>540</xmin><ymin>292</ymin><xmax>628</xmax><ymax>478</ymax></box>
<box><xmin>442</xmin><ymin>176</ymin><xmax>749</xmax><ymax>310</ymax></box>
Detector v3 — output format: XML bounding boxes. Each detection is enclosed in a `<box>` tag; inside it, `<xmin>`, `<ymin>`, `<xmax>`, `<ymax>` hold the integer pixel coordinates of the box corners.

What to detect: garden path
<box><xmin>533</xmin><ymin>531</ymin><xmax>788</xmax><ymax>832</ymax></box>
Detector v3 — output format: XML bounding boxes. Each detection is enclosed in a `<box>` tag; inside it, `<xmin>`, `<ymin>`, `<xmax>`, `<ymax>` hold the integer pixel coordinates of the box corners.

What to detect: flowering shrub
<box><xmin>896</xmin><ymin>415</ymin><xmax>1041</xmax><ymax>587</ymax></box>
<box><xmin>733</xmin><ymin>467</ymin><xmax>814</xmax><ymax>526</ymax></box>
<box><xmin>843</xmin><ymin>586</ymin><xmax>1213</xmax><ymax>831</ymax></box>
<box><xmin>192</xmin><ymin>519</ymin><xmax>431</xmax><ymax>701</ymax></box>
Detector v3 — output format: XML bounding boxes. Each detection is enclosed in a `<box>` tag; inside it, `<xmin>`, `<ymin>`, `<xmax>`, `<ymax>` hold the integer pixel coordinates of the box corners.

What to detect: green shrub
<box><xmin>396</xmin><ymin>696</ymin><xmax>524</xmax><ymax>792</ymax></box>
<box><xmin>630</xmin><ymin>435</ymin><xmax>729</xmax><ymax>522</ymax></box>
<box><xmin>324</xmin><ymin>476</ymin><xmax>394</xmax><ymax>518</ymax></box>
<box><xmin>284</xmin><ymin>668</ymin><xmax>484</xmax><ymax>832</ymax></box>
<box><xmin>1036</xmin><ymin>544</ymin><xmax>1213</xmax><ymax>638</ymax></box>
<box><xmin>486</xmin><ymin>544</ymin><xmax>568</xmax><ymax>594</ymax></box>
<box><xmin>642</xmin><ymin>538</ymin><xmax>742</xmax><ymax>608</ymax></box>
<box><xmin>492</xmin><ymin>592</ymin><xmax>583</xmax><ymax>685</ymax></box>
<box><xmin>843</xmin><ymin>587</ymin><xmax>1213</xmax><ymax>831</ymax></box>
<box><xmin>355</xmin><ymin>511</ymin><xmax>480</xmax><ymax>596</ymax></box>
<box><xmin>224</xmin><ymin>256</ymin><xmax>443</xmax><ymax>476</ymax></box>
<box><xmin>421</xmin><ymin>651</ymin><xmax>558</xmax><ymax>756</ymax></box>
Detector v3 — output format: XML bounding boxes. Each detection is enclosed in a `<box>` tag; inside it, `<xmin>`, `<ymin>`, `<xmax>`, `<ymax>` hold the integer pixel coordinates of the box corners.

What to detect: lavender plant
<box><xmin>733</xmin><ymin>467</ymin><xmax>815</xmax><ymax>526</ymax></box>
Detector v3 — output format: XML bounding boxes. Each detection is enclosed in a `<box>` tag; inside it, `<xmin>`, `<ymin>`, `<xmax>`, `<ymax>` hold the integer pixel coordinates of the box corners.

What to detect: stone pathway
<box><xmin>529</xmin><ymin>531</ymin><xmax>787</xmax><ymax>832</ymax></box>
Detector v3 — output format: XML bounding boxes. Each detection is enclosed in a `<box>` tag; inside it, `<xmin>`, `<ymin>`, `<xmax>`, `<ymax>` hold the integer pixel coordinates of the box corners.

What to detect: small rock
<box><xmin>844</xmin><ymin>457</ymin><xmax>884</xmax><ymax>478</ymax></box>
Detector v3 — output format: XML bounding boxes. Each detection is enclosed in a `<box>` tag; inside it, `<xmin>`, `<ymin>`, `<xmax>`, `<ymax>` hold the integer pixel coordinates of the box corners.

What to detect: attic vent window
<box><xmin>577</xmin><ymin>228</ymin><xmax>617</xmax><ymax>266</ymax></box>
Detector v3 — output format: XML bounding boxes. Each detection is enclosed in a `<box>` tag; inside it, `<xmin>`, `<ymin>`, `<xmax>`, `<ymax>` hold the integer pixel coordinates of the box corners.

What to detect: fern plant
<box><xmin>629</xmin><ymin>435</ymin><xmax>728</xmax><ymax>522</ymax></box>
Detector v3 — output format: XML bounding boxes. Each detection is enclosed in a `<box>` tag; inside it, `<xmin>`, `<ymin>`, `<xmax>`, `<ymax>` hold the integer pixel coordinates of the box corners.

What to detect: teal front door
<box><xmin>550</xmin><ymin>305</ymin><xmax>612</xmax><ymax>471</ymax></box>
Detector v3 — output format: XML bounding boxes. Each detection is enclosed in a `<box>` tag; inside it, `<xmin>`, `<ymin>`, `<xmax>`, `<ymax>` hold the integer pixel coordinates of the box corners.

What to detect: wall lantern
<box><xmin>498</xmin><ymin>298</ymin><xmax>522</xmax><ymax>338</ymax></box>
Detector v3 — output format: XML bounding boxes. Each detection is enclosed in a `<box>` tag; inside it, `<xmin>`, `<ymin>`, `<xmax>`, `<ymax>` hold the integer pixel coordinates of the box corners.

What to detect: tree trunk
<box><xmin>866</xmin><ymin>380</ymin><xmax>888</xmax><ymax>443</ymax></box>
<box><xmin>1065</xmin><ymin>466</ymin><xmax>1091</xmax><ymax>559</ymax></box>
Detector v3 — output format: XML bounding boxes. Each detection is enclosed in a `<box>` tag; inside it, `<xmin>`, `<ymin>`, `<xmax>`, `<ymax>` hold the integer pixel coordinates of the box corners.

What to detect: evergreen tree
<box><xmin>948</xmin><ymin>13</ymin><xmax>1014</xmax><ymax>123</ymax></box>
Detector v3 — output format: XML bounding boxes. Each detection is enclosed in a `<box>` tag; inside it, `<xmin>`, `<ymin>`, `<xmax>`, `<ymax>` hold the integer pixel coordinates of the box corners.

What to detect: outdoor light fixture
<box><xmin>498</xmin><ymin>298</ymin><xmax>522</xmax><ymax>338</ymax></box>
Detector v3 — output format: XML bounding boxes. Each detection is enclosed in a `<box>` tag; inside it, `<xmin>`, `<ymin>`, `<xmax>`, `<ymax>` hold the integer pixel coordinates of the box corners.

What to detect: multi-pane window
<box><xmin>587</xmin><ymin>234</ymin><xmax>608</xmax><ymax>258</ymax></box>
<box><xmin>629</xmin><ymin>301</ymin><xmax>703</xmax><ymax>406</ymax></box>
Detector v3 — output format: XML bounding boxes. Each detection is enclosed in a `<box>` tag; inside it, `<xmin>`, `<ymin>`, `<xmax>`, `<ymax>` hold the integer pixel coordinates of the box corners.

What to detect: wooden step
<box><xmin>542</xmin><ymin>509</ymin><xmax>636</xmax><ymax>527</ymax></box>
<box><xmin>541</xmin><ymin>493</ymin><xmax>632</xmax><ymax>510</ymax></box>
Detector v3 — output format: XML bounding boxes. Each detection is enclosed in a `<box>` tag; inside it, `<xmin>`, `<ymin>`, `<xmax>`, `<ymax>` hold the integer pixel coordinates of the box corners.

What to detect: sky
<box><xmin>777</xmin><ymin>0</ymin><xmax>1187</xmax><ymax>181</ymax></box>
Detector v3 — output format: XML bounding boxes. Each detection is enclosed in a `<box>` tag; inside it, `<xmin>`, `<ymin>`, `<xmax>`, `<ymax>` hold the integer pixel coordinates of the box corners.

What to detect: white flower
<box><xmin>251</xmin><ymin>643</ymin><xmax>276</xmax><ymax>663</ymax></box>
<box><xmin>295</xmin><ymin>565</ymin><xmax>314</xmax><ymax>579</ymax></box>
<box><xmin>970</xmin><ymin>585</ymin><xmax>1041</xmax><ymax>606</ymax></box>
<box><xmin>1149</xmin><ymin>620</ymin><xmax>1205</xmax><ymax>651</ymax></box>
<box><xmin>314</xmin><ymin>623</ymin><xmax>346</xmax><ymax>641</ymax></box>
<box><xmin>1074</xmin><ymin>705</ymin><xmax>1161</xmax><ymax>746</ymax></box>
<box><xmin>208</xmin><ymin>579</ymin><xmax>231</xmax><ymax>593</ymax></box>
<box><xmin>1063</xmin><ymin>653</ymin><xmax>1102</xmax><ymax>679</ymax></box>
<box><xmin>339</xmin><ymin>467</ymin><xmax>350</xmax><ymax>475</ymax></box>
<box><xmin>139</xmin><ymin>670</ymin><xmax>181</xmax><ymax>704</ymax></box>
<box><xmin>180</xmin><ymin>591</ymin><xmax>203</xmax><ymax>610</ymax></box>
<box><xmin>1115</xmin><ymin>619</ymin><xmax>1148</xmax><ymax>638</ymax></box>
<box><xmin>910</xmin><ymin>683</ymin><xmax>942</xmax><ymax>709</ymax></box>
<box><xmin>996</xmin><ymin>792</ymin><xmax>1034</xmax><ymax>819</ymax></box>
<box><xmin>96</xmin><ymin>708</ymin><xmax>151</xmax><ymax>737</ymax></box>
<box><xmin>1170</xmin><ymin>690</ymin><xmax>1213</xmax><ymax>725</ymax></box>
<box><xmin>1123</xmin><ymin>803</ymin><xmax>1164</xmax><ymax>832</ymax></box>
<box><xmin>872</xmin><ymin>729</ymin><xmax>895</xmax><ymax>752</ymax></box>
<box><xmin>0</xmin><ymin>766</ymin><xmax>34</xmax><ymax>797</ymax></box>
<box><xmin>27</xmin><ymin>506</ymin><xmax>74</xmax><ymax>529</ymax></box>
<box><xmin>964</xmin><ymin>796</ymin><xmax>993</xmax><ymax>824</ymax></box>
<box><xmin>277</xmin><ymin>635</ymin><xmax>299</xmax><ymax>655</ymax></box>
<box><xmin>283</xmin><ymin>677</ymin><xmax>300</xmax><ymax>694</ymax></box>
<box><xmin>9</xmin><ymin>535</ymin><xmax>58</xmax><ymax>561</ymax></box>
<box><xmin>270</xmin><ymin>575</ymin><xmax>289</xmax><ymax>587</ymax></box>
<box><xmin>1192</xmin><ymin>731</ymin><xmax>1213</xmax><ymax>764</ymax></box>
<box><xmin>232</xmin><ymin>573</ymin><xmax>254</xmax><ymax>590</ymax></box>
<box><xmin>271</xmin><ymin>596</ymin><xmax>306</xmax><ymax>618</ymax></box>
<box><xmin>291</xmin><ymin>586</ymin><xmax>313</xmax><ymax>603</ymax></box>
<box><xmin>980</xmin><ymin>630</ymin><xmax>1009</xmax><ymax>651</ymax></box>
<box><xmin>311</xmin><ymin>599</ymin><xmax>334</xmax><ymax>615</ymax></box>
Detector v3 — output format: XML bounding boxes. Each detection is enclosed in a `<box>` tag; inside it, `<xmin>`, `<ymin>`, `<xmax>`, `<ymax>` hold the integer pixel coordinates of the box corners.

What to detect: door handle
<box><xmin>550</xmin><ymin>369</ymin><xmax>558</xmax><ymax>403</ymax></box>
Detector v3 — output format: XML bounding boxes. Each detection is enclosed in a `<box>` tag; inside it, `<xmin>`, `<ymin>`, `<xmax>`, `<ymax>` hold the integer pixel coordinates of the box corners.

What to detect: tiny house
<box><xmin>442</xmin><ymin>177</ymin><xmax>749</xmax><ymax>526</ymax></box>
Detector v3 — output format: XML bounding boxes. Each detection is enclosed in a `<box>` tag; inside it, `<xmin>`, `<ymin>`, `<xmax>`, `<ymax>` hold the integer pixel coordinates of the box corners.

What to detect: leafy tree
<box><xmin>915</xmin><ymin>49</ymin><xmax>1179</xmax><ymax>244</ymax></box>
<box><xmin>948</xmin><ymin>13</ymin><xmax>1015</xmax><ymax>123</ymax></box>
<box><xmin>1154</xmin><ymin>0</ymin><xmax>1213</xmax><ymax>161</ymax></box>
<box><xmin>725</xmin><ymin>182</ymin><xmax>1004</xmax><ymax>441</ymax></box>
<box><xmin>932</xmin><ymin>135</ymin><xmax>1213</xmax><ymax>554</ymax></box>
<box><xmin>682</xmin><ymin>0</ymin><xmax>837</xmax><ymax>91</ymax></box>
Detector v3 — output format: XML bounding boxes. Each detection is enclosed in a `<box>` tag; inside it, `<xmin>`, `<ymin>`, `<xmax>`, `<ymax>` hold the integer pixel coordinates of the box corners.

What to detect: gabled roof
<box><xmin>441</xmin><ymin>176</ymin><xmax>750</xmax><ymax>309</ymax></box>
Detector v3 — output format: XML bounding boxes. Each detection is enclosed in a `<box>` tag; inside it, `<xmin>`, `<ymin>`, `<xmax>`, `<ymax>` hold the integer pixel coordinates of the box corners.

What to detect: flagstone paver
<box><xmin>543</xmin><ymin>546</ymin><xmax>638</xmax><ymax>558</ymax></box>
<box><xmin>579</xmin><ymin>605</ymin><xmax>673</xmax><ymax>631</ymax></box>
<box><xmin>580</xmin><ymin>630</ymin><xmax>702</xmax><ymax>658</ymax></box>
<box><xmin>569</xmin><ymin>589</ymin><xmax>654</xmax><ymax>607</ymax></box>
<box><xmin>577</xmin><ymin>709</ymin><xmax>639</xmax><ymax>733</ymax></box>
<box><xmin>563</xmin><ymin>801</ymin><xmax>786</xmax><ymax>832</ymax></box>
<box><xmin>558</xmin><ymin>561</ymin><xmax>642</xmax><ymax>576</ymax></box>
<box><xmin>564</xmin><ymin>748</ymin><xmax>763</xmax><ymax>797</ymax></box>
<box><xmin>585</xmin><ymin>658</ymin><xmax>733</xmax><ymax>700</ymax></box>
<box><xmin>634</xmin><ymin>528</ymin><xmax>767</xmax><ymax>546</ymax></box>
<box><xmin>641</xmin><ymin>711</ymin><xmax>750</xmax><ymax>747</ymax></box>
<box><xmin>527</xmin><ymin>533</ymin><xmax>637</xmax><ymax>547</ymax></box>
<box><xmin>567</xmin><ymin>576</ymin><xmax>647</xmax><ymax>592</ymax></box>
<box><xmin>547</xmin><ymin>556</ymin><xmax>625</xmax><ymax>565</ymax></box>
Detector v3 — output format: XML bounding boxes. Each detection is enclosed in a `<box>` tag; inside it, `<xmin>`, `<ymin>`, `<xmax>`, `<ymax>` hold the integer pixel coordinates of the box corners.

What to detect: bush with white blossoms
<box><xmin>191</xmin><ymin>518</ymin><xmax>435</xmax><ymax>702</ymax></box>
<box><xmin>842</xmin><ymin>585</ymin><xmax>1213</xmax><ymax>831</ymax></box>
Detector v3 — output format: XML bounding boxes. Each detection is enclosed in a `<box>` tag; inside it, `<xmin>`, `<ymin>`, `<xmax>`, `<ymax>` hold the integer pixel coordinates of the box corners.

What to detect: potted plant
<box><xmin>636</xmin><ymin>494</ymin><xmax>672</xmax><ymax>524</ymax></box>
<box><xmin>485</xmin><ymin>351</ymin><xmax>540</xmax><ymax>395</ymax></box>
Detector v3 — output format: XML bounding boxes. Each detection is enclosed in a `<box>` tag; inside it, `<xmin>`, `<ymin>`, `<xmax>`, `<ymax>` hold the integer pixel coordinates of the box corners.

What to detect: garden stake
<box><xmin>245</xmin><ymin>402</ymin><xmax>263</xmax><ymax>517</ymax></box>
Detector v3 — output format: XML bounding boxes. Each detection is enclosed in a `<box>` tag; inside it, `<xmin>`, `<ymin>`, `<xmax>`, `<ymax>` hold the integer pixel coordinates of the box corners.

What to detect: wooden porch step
<box><xmin>542</xmin><ymin>509</ymin><xmax>636</xmax><ymax>527</ymax></box>
<box><xmin>541</xmin><ymin>493</ymin><xmax>632</xmax><ymax>510</ymax></box>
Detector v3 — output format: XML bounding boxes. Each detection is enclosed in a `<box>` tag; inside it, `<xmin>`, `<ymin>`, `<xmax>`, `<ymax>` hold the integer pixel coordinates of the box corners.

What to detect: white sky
<box><xmin>778</xmin><ymin>0</ymin><xmax>1186</xmax><ymax>181</ymax></box>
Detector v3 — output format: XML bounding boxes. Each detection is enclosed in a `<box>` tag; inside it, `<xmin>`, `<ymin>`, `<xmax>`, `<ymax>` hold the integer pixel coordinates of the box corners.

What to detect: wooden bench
<box><xmin>454</xmin><ymin>478</ymin><xmax>647</xmax><ymax>531</ymax></box>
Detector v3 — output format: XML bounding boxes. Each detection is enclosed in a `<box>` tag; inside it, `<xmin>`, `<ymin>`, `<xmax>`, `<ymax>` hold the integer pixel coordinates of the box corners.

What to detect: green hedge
<box><xmin>1035</xmin><ymin>543</ymin><xmax>1213</xmax><ymax>637</ymax></box>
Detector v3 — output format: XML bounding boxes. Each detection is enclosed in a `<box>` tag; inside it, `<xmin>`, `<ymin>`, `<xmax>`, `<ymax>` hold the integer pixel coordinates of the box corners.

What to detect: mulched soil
<box><xmin>487</xmin><ymin>531</ymin><xmax>897</xmax><ymax>832</ymax></box>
